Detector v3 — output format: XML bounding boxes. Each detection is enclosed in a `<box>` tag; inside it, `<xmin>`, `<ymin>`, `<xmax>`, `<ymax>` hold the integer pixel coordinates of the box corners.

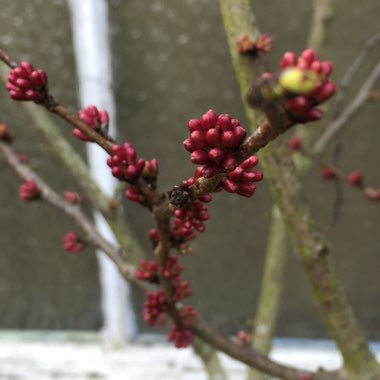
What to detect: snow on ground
<box><xmin>0</xmin><ymin>331</ymin><xmax>378</xmax><ymax>379</ymax></box>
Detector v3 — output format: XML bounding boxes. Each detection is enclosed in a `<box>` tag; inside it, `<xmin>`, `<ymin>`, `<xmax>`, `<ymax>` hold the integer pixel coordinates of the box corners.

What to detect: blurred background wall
<box><xmin>0</xmin><ymin>0</ymin><xmax>379</xmax><ymax>339</ymax></box>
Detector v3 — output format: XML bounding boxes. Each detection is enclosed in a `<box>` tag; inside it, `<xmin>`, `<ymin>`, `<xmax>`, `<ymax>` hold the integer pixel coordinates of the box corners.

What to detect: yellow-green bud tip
<box><xmin>279</xmin><ymin>68</ymin><xmax>318</xmax><ymax>95</ymax></box>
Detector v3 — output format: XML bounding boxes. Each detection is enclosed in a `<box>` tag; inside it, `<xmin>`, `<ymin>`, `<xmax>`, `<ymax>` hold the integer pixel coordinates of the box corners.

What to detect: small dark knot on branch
<box><xmin>168</xmin><ymin>186</ymin><xmax>190</xmax><ymax>208</ymax></box>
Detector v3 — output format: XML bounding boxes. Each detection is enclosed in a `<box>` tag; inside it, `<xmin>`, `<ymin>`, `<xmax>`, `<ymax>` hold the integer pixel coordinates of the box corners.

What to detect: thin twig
<box><xmin>335</xmin><ymin>32</ymin><xmax>380</xmax><ymax>118</ymax></box>
<box><xmin>313</xmin><ymin>61</ymin><xmax>380</xmax><ymax>154</ymax></box>
<box><xmin>0</xmin><ymin>140</ymin><xmax>145</xmax><ymax>289</ymax></box>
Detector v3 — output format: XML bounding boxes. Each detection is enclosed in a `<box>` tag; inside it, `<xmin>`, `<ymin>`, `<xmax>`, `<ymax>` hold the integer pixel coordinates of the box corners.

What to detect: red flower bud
<box><xmin>217</xmin><ymin>114</ymin><xmax>232</xmax><ymax>131</ymax></box>
<box><xmin>202</xmin><ymin>164</ymin><xmax>219</xmax><ymax>178</ymax></box>
<box><xmin>206</xmin><ymin>128</ymin><xmax>220</xmax><ymax>145</ymax></box>
<box><xmin>62</xmin><ymin>231</ymin><xmax>84</xmax><ymax>253</ymax></box>
<box><xmin>288</xmin><ymin>136</ymin><xmax>302</xmax><ymax>151</ymax></box>
<box><xmin>221</xmin><ymin>154</ymin><xmax>237</xmax><ymax>171</ymax></box>
<box><xmin>190</xmin><ymin>130</ymin><xmax>207</xmax><ymax>148</ymax></box>
<box><xmin>280</xmin><ymin>52</ymin><xmax>297</xmax><ymax>69</ymax></box>
<box><xmin>287</xmin><ymin>97</ymin><xmax>310</xmax><ymax>115</ymax></box>
<box><xmin>188</xmin><ymin>118</ymin><xmax>202</xmax><ymax>132</ymax></box>
<box><xmin>19</xmin><ymin>179</ymin><xmax>40</xmax><ymax>201</ymax></box>
<box><xmin>63</xmin><ymin>191</ymin><xmax>82</xmax><ymax>204</ymax></box>
<box><xmin>208</xmin><ymin>147</ymin><xmax>225</xmax><ymax>163</ymax></box>
<box><xmin>201</xmin><ymin>109</ymin><xmax>218</xmax><ymax>130</ymax></box>
<box><xmin>321</xmin><ymin>166</ymin><xmax>336</xmax><ymax>181</ymax></box>
<box><xmin>347</xmin><ymin>171</ymin><xmax>363</xmax><ymax>187</ymax></box>
<box><xmin>190</xmin><ymin>149</ymin><xmax>209</xmax><ymax>165</ymax></box>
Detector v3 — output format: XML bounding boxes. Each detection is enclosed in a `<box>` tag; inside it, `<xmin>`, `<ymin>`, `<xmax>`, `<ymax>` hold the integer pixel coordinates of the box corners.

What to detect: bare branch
<box><xmin>314</xmin><ymin>61</ymin><xmax>380</xmax><ymax>154</ymax></box>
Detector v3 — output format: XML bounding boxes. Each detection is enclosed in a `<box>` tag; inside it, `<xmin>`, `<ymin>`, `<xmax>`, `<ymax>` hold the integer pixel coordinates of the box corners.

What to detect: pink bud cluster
<box><xmin>236</xmin><ymin>34</ymin><xmax>273</xmax><ymax>55</ymax></box>
<box><xmin>136</xmin><ymin>256</ymin><xmax>195</xmax><ymax>347</ymax></box>
<box><xmin>62</xmin><ymin>231</ymin><xmax>84</xmax><ymax>253</ymax></box>
<box><xmin>221</xmin><ymin>156</ymin><xmax>263</xmax><ymax>197</ymax></box>
<box><xmin>6</xmin><ymin>62</ymin><xmax>48</xmax><ymax>102</ymax></box>
<box><xmin>143</xmin><ymin>290</ymin><xmax>168</xmax><ymax>326</ymax></box>
<box><xmin>184</xmin><ymin>110</ymin><xmax>246</xmax><ymax>178</ymax></box>
<box><xmin>135</xmin><ymin>259</ymin><xmax>159</xmax><ymax>282</ymax></box>
<box><xmin>168</xmin><ymin>305</ymin><xmax>197</xmax><ymax>348</ymax></box>
<box><xmin>107</xmin><ymin>143</ymin><xmax>146</xmax><ymax>181</ymax></box>
<box><xmin>63</xmin><ymin>191</ymin><xmax>82</xmax><ymax>204</ymax></box>
<box><xmin>172</xmin><ymin>200</ymin><xmax>210</xmax><ymax>241</ymax></box>
<box><xmin>172</xmin><ymin>279</ymin><xmax>193</xmax><ymax>302</ymax></box>
<box><xmin>73</xmin><ymin>105</ymin><xmax>109</xmax><ymax>141</ymax></box>
<box><xmin>19</xmin><ymin>179</ymin><xmax>40</xmax><ymax>201</ymax></box>
<box><xmin>106</xmin><ymin>143</ymin><xmax>158</xmax><ymax>203</ymax></box>
<box><xmin>280</xmin><ymin>49</ymin><xmax>336</xmax><ymax>123</ymax></box>
<box><xmin>346</xmin><ymin>171</ymin><xmax>363</xmax><ymax>187</ymax></box>
<box><xmin>160</xmin><ymin>255</ymin><xmax>184</xmax><ymax>279</ymax></box>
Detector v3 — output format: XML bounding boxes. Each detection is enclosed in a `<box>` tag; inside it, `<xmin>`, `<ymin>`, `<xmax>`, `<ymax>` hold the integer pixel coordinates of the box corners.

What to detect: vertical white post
<box><xmin>67</xmin><ymin>0</ymin><xmax>138</xmax><ymax>348</ymax></box>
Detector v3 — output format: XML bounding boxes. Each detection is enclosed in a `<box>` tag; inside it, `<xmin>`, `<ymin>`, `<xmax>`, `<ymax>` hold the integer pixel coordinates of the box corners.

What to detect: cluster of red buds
<box><xmin>184</xmin><ymin>110</ymin><xmax>246</xmax><ymax>178</ymax></box>
<box><xmin>125</xmin><ymin>159</ymin><xmax>159</xmax><ymax>203</ymax></box>
<box><xmin>279</xmin><ymin>49</ymin><xmax>336</xmax><ymax>123</ymax></box>
<box><xmin>160</xmin><ymin>255</ymin><xmax>184</xmax><ymax>279</ymax></box>
<box><xmin>167</xmin><ymin>305</ymin><xmax>197</xmax><ymax>348</ymax></box>
<box><xmin>135</xmin><ymin>259</ymin><xmax>159</xmax><ymax>282</ymax></box>
<box><xmin>73</xmin><ymin>105</ymin><xmax>109</xmax><ymax>141</ymax></box>
<box><xmin>62</xmin><ymin>231</ymin><xmax>84</xmax><ymax>253</ymax></box>
<box><xmin>172</xmin><ymin>279</ymin><xmax>193</xmax><ymax>302</ymax></box>
<box><xmin>143</xmin><ymin>290</ymin><xmax>168</xmax><ymax>326</ymax></box>
<box><xmin>236</xmin><ymin>33</ymin><xmax>273</xmax><ymax>55</ymax></box>
<box><xmin>19</xmin><ymin>179</ymin><xmax>40</xmax><ymax>201</ymax></box>
<box><xmin>136</xmin><ymin>256</ymin><xmax>195</xmax><ymax>347</ymax></box>
<box><xmin>236</xmin><ymin>330</ymin><xmax>253</xmax><ymax>346</ymax></box>
<box><xmin>63</xmin><ymin>191</ymin><xmax>82</xmax><ymax>204</ymax></box>
<box><xmin>6</xmin><ymin>61</ymin><xmax>48</xmax><ymax>103</ymax></box>
<box><xmin>221</xmin><ymin>156</ymin><xmax>263</xmax><ymax>197</ymax></box>
<box><xmin>172</xmin><ymin>200</ymin><xmax>210</xmax><ymax>241</ymax></box>
<box><xmin>107</xmin><ymin>143</ymin><xmax>146</xmax><ymax>181</ymax></box>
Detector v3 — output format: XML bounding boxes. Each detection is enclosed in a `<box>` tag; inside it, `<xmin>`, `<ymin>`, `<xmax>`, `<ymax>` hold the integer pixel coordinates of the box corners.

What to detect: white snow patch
<box><xmin>3</xmin><ymin>331</ymin><xmax>380</xmax><ymax>379</ymax></box>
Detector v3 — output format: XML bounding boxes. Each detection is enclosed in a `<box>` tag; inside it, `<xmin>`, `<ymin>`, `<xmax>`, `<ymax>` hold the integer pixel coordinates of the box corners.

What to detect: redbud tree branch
<box><xmin>0</xmin><ymin>138</ymin><xmax>335</xmax><ymax>380</ymax></box>
<box><xmin>334</xmin><ymin>31</ymin><xmax>380</xmax><ymax>118</ymax></box>
<box><xmin>248</xmin><ymin>3</ymin><xmax>335</xmax><ymax>379</ymax></box>
<box><xmin>308</xmin><ymin>0</ymin><xmax>333</xmax><ymax>52</ymax></box>
<box><xmin>0</xmin><ymin>46</ymin><xmax>341</xmax><ymax>379</ymax></box>
<box><xmin>314</xmin><ymin>60</ymin><xmax>380</xmax><ymax>154</ymax></box>
<box><xmin>247</xmin><ymin>206</ymin><xmax>287</xmax><ymax>380</ymax></box>
<box><xmin>0</xmin><ymin>140</ymin><xmax>144</xmax><ymax>290</ymax></box>
<box><xmin>248</xmin><ymin>3</ymin><xmax>334</xmax><ymax>379</ymax></box>
<box><xmin>219</xmin><ymin>0</ymin><xmax>380</xmax><ymax>379</ymax></box>
<box><xmin>0</xmin><ymin>62</ymin><xmax>144</xmax><ymax>264</ymax></box>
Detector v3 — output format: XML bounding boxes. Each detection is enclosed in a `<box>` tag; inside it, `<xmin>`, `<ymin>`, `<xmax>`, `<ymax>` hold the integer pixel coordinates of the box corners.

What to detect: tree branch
<box><xmin>247</xmin><ymin>206</ymin><xmax>287</xmax><ymax>380</ymax></box>
<box><xmin>219</xmin><ymin>1</ymin><xmax>380</xmax><ymax>379</ymax></box>
<box><xmin>314</xmin><ymin>61</ymin><xmax>380</xmax><ymax>154</ymax></box>
<box><xmin>0</xmin><ymin>137</ymin><xmax>338</xmax><ymax>380</ymax></box>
